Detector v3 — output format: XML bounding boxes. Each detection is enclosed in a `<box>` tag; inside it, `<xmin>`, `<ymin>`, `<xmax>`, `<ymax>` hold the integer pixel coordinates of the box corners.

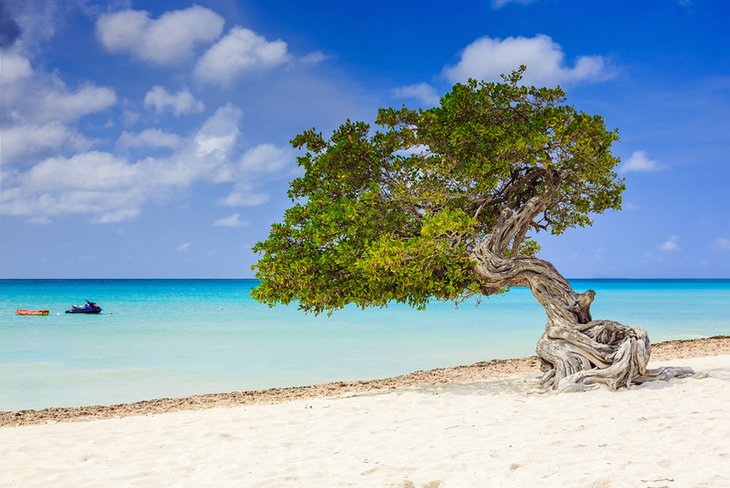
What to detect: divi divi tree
<box><xmin>252</xmin><ymin>69</ymin><xmax>692</xmax><ymax>391</ymax></box>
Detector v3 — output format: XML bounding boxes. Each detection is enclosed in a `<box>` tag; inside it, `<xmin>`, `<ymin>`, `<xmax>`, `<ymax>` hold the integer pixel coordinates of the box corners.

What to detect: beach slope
<box><xmin>1</xmin><ymin>347</ymin><xmax>729</xmax><ymax>487</ymax></box>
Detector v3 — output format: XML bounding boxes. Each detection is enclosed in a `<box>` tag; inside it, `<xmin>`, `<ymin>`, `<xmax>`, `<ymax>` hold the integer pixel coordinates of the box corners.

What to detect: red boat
<box><xmin>16</xmin><ymin>309</ymin><xmax>50</xmax><ymax>316</ymax></box>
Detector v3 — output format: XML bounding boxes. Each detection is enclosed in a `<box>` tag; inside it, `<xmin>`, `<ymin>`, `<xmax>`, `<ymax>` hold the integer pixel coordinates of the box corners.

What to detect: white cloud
<box><xmin>194</xmin><ymin>105</ymin><xmax>242</xmax><ymax>160</ymax></box>
<box><xmin>713</xmin><ymin>238</ymin><xmax>730</xmax><ymax>251</ymax></box>
<box><xmin>144</xmin><ymin>86</ymin><xmax>204</xmax><ymax>116</ymax></box>
<box><xmin>0</xmin><ymin>151</ymin><xmax>147</xmax><ymax>223</ymax></box>
<box><xmin>176</xmin><ymin>242</ymin><xmax>191</xmax><ymax>252</ymax></box>
<box><xmin>213</xmin><ymin>213</ymin><xmax>249</xmax><ymax>228</ymax></box>
<box><xmin>26</xmin><ymin>151</ymin><xmax>137</xmax><ymax>191</ymax></box>
<box><xmin>0</xmin><ymin>122</ymin><xmax>89</xmax><ymax>164</ymax></box>
<box><xmin>238</xmin><ymin>143</ymin><xmax>290</xmax><ymax>175</ymax></box>
<box><xmin>392</xmin><ymin>83</ymin><xmax>440</xmax><ymax>106</ymax></box>
<box><xmin>619</xmin><ymin>150</ymin><xmax>662</xmax><ymax>173</ymax></box>
<box><xmin>659</xmin><ymin>235</ymin><xmax>681</xmax><ymax>252</ymax></box>
<box><xmin>1</xmin><ymin>104</ymin><xmax>294</xmax><ymax>223</ymax></box>
<box><xmin>220</xmin><ymin>189</ymin><xmax>270</xmax><ymax>207</ymax></box>
<box><xmin>443</xmin><ymin>34</ymin><xmax>610</xmax><ymax>86</ymax></box>
<box><xmin>195</xmin><ymin>27</ymin><xmax>289</xmax><ymax>85</ymax></box>
<box><xmin>0</xmin><ymin>52</ymin><xmax>32</xmax><ymax>84</ymax></box>
<box><xmin>96</xmin><ymin>6</ymin><xmax>224</xmax><ymax>64</ymax></box>
<box><xmin>217</xmin><ymin>143</ymin><xmax>293</xmax><ymax>207</ymax></box>
<box><xmin>40</xmin><ymin>84</ymin><xmax>117</xmax><ymax>122</ymax></box>
<box><xmin>0</xmin><ymin>54</ymin><xmax>116</xmax><ymax>124</ymax></box>
<box><xmin>118</xmin><ymin>128</ymin><xmax>181</xmax><ymax>150</ymax></box>
<box><xmin>0</xmin><ymin>50</ymin><xmax>120</xmax><ymax>218</ymax></box>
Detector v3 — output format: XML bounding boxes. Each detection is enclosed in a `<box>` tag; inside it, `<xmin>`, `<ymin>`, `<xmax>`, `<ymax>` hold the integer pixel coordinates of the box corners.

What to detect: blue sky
<box><xmin>0</xmin><ymin>0</ymin><xmax>728</xmax><ymax>278</ymax></box>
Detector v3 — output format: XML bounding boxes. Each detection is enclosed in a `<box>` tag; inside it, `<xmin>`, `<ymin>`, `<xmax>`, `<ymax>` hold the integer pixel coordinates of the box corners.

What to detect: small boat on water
<box><xmin>16</xmin><ymin>309</ymin><xmax>50</xmax><ymax>316</ymax></box>
<box><xmin>65</xmin><ymin>301</ymin><xmax>102</xmax><ymax>314</ymax></box>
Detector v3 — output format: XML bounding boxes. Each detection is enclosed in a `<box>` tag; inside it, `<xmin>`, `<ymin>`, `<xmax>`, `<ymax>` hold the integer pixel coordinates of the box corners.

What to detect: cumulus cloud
<box><xmin>40</xmin><ymin>84</ymin><xmax>117</xmax><ymax>122</ymax></box>
<box><xmin>1</xmin><ymin>105</ymin><xmax>294</xmax><ymax>223</ymax></box>
<box><xmin>0</xmin><ymin>7</ymin><xmax>301</xmax><ymax>225</ymax></box>
<box><xmin>215</xmin><ymin>144</ymin><xmax>291</xmax><ymax>207</ymax></box>
<box><xmin>392</xmin><ymin>83</ymin><xmax>440</xmax><ymax>106</ymax></box>
<box><xmin>213</xmin><ymin>213</ymin><xmax>249</xmax><ymax>227</ymax></box>
<box><xmin>26</xmin><ymin>151</ymin><xmax>137</xmax><ymax>191</ymax></box>
<box><xmin>195</xmin><ymin>27</ymin><xmax>289</xmax><ymax>85</ymax></box>
<box><xmin>143</xmin><ymin>86</ymin><xmax>204</xmax><ymax>116</ymax></box>
<box><xmin>0</xmin><ymin>123</ymin><xmax>89</xmax><ymax>165</ymax></box>
<box><xmin>194</xmin><ymin>105</ymin><xmax>242</xmax><ymax>161</ymax></box>
<box><xmin>238</xmin><ymin>143</ymin><xmax>290</xmax><ymax>175</ymax></box>
<box><xmin>0</xmin><ymin>53</ymin><xmax>116</xmax><ymax>124</ymax></box>
<box><xmin>0</xmin><ymin>52</ymin><xmax>32</xmax><ymax>84</ymax></box>
<box><xmin>0</xmin><ymin>52</ymin><xmax>116</xmax><ymax>166</ymax></box>
<box><xmin>619</xmin><ymin>150</ymin><xmax>662</xmax><ymax>173</ymax></box>
<box><xmin>217</xmin><ymin>143</ymin><xmax>293</xmax><ymax>207</ymax></box>
<box><xmin>659</xmin><ymin>235</ymin><xmax>681</xmax><ymax>252</ymax></box>
<box><xmin>96</xmin><ymin>6</ymin><xmax>224</xmax><ymax>64</ymax></box>
<box><xmin>117</xmin><ymin>128</ymin><xmax>181</xmax><ymax>150</ymax></box>
<box><xmin>443</xmin><ymin>34</ymin><xmax>610</xmax><ymax>86</ymax></box>
<box><xmin>0</xmin><ymin>151</ymin><xmax>146</xmax><ymax>223</ymax></box>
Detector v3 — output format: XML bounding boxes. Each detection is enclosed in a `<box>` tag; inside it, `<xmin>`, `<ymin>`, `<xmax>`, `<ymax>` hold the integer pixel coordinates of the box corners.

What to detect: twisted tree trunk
<box><xmin>471</xmin><ymin>173</ymin><xmax>694</xmax><ymax>392</ymax></box>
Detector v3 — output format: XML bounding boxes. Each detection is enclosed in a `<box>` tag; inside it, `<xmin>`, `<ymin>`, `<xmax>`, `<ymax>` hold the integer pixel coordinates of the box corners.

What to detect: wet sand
<box><xmin>3</xmin><ymin>335</ymin><xmax>728</xmax><ymax>427</ymax></box>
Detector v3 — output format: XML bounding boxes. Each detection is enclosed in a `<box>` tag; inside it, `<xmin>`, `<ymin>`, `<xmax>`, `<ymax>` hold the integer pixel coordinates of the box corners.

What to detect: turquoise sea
<box><xmin>1</xmin><ymin>279</ymin><xmax>729</xmax><ymax>411</ymax></box>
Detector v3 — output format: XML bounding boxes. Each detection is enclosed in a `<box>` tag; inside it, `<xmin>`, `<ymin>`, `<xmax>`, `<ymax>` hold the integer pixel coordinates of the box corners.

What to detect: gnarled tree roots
<box><xmin>537</xmin><ymin>318</ymin><xmax>695</xmax><ymax>392</ymax></box>
<box><xmin>472</xmin><ymin>187</ymin><xmax>694</xmax><ymax>393</ymax></box>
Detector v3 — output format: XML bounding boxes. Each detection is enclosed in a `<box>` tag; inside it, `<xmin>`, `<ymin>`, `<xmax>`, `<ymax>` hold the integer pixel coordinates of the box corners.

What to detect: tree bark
<box><xmin>471</xmin><ymin>176</ymin><xmax>694</xmax><ymax>392</ymax></box>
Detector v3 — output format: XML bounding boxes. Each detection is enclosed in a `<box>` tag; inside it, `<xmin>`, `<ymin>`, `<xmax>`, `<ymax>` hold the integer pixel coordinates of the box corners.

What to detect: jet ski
<box><xmin>65</xmin><ymin>301</ymin><xmax>102</xmax><ymax>314</ymax></box>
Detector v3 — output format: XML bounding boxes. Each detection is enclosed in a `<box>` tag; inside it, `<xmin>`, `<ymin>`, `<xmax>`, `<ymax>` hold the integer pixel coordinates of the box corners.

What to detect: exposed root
<box><xmin>471</xmin><ymin>178</ymin><xmax>694</xmax><ymax>393</ymax></box>
<box><xmin>538</xmin><ymin>322</ymin><xmax>695</xmax><ymax>392</ymax></box>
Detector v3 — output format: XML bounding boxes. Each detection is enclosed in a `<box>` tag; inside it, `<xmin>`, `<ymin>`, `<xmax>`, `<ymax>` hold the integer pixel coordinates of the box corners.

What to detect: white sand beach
<box><xmin>1</xmin><ymin>353</ymin><xmax>729</xmax><ymax>488</ymax></box>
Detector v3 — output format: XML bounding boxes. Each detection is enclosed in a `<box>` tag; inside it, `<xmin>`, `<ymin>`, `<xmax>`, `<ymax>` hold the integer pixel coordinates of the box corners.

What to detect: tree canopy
<box><xmin>252</xmin><ymin>68</ymin><xmax>624</xmax><ymax>314</ymax></box>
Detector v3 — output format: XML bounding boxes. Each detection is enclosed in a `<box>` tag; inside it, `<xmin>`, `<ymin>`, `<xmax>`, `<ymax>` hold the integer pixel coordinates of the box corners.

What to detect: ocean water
<box><xmin>1</xmin><ymin>279</ymin><xmax>728</xmax><ymax>411</ymax></box>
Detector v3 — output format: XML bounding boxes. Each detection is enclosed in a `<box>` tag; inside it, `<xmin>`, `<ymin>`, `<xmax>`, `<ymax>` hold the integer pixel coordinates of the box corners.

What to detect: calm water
<box><xmin>1</xmin><ymin>279</ymin><xmax>728</xmax><ymax>410</ymax></box>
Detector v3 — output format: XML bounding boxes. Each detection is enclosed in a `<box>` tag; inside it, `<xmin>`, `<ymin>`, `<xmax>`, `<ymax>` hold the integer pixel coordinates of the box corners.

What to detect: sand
<box><xmin>3</xmin><ymin>336</ymin><xmax>729</xmax><ymax>427</ymax></box>
<box><xmin>1</xmin><ymin>338</ymin><xmax>729</xmax><ymax>487</ymax></box>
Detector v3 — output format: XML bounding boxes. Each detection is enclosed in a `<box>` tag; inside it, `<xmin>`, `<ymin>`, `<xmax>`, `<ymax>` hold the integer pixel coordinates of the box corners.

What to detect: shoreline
<box><xmin>3</xmin><ymin>335</ymin><xmax>729</xmax><ymax>428</ymax></box>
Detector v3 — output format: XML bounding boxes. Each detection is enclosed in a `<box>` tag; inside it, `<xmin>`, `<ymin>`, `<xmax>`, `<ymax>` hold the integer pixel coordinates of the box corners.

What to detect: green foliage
<box><xmin>252</xmin><ymin>68</ymin><xmax>624</xmax><ymax>314</ymax></box>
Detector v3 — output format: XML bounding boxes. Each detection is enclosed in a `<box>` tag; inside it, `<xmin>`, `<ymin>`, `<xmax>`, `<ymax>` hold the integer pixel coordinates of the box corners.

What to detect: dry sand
<box><xmin>1</xmin><ymin>337</ymin><xmax>729</xmax><ymax>487</ymax></box>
